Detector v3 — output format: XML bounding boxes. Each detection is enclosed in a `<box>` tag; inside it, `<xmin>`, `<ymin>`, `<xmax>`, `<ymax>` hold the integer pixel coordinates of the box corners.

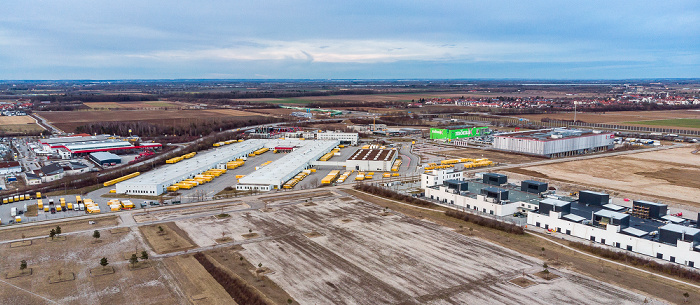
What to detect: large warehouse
<box><xmin>40</xmin><ymin>135</ymin><xmax>161</xmax><ymax>159</ymax></box>
<box><xmin>116</xmin><ymin>139</ymin><xmax>339</xmax><ymax>195</ymax></box>
<box><xmin>430</xmin><ymin>126</ymin><xmax>488</xmax><ymax>140</ymax></box>
<box><xmin>492</xmin><ymin>128</ymin><xmax>614</xmax><ymax>158</ymax></box>
<box><xmin>346</xmin><ymin>148</ymin><xmax>398</xmax><ymax>171</ymax></box>
<box><xmin>236</xmin><ymin>139</ymin><xmax>340</xmax><ymax>191</ymax></box>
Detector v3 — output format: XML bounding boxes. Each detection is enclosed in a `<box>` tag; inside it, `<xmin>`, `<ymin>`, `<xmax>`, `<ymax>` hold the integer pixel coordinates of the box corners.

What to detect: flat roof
<box><xmin>465</xmin><ymin>179</ymin><xmax>541</xmax><ymax>205</ymax></box>
<box><xmin>42</xmin><ymin>135</ymin><xmax>109</xmax><ymax>145</ymax></box>
<box><xmin>65</xmin><ymin>140</ymin><xmax>133</xmax><ymax>151</ymax></box>
<box><xmin>541</xmin><ymin>198</ymin><xmax>570</xmax><ymax>207</ymax></box>
<box><xmin>603</xmin><ymin>203</ymin><xmax>626</xmax><ymax>211</ymax></box>
<box><xmin>239</xmin><ymin>140</ymin><xmax>339</xmax><ymax>186</ymax></box>
<box><xmin>482</xmin><ymin>186</ymin><xmax>507</xmax><ymax>194</ymax></box>
<box><xmin>347</xmin><ymin>149</ymin><xmax>396</xmax><ymax>162</ymax></box>
<box><xmin>622</xmin><ymin>227</ymin><xmax>648</xmax><ymax>237</ymax></box>
<box><xmin>118</xmin><ymin>139</ymin><xmax>270</xmax><ymax>187</ymax></box>
<box><xmin>567</xmin><ymin>202</ymin><xmax>664</xmax><ymax>235</ymax></box>
<box><xmin>594</xmin><ymin>209</ymin><xmax>628</xmax><ymax>220</ymax></box>
<box><xmin>495</xmin><ymin>128</ymin><xmax>612</xmax><ymax>141</ymax></box>
<box><xmin>581</xmin><ymin>190</ymin><xmax>608</xmax><ymax>196</ymax></box>
<box><xmin>562</xmin><ymin>214</ymin><xmax>586</xmax><ymax>222</ymax></box>
<box><xmin>634</xmin><ymin>200</ymin><xmax>667</xmax><ymax>207</ymax></box>
<box><xmin>660</xmin><ymin>224</ymin><xmax>700</xmax><ymax>236</ymax></box>
<box><xmin>660</xmin><ymin>215</ymin><xmax>686</xmax><ymax>224</ymax></box>
<box><xmin>483</xmin><ymin>173</ymin><xmax>507</xmax><ymax>178</ymax></box>
<box><xmin>523</xmin><ymin>180</ymin><xmax>547</xmax><ymax>185</ymax></box>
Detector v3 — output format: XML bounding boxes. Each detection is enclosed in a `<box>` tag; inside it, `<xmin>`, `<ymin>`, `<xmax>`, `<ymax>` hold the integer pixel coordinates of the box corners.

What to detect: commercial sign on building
<box><xmin>430</xmin><ymin>127</ymin><xmax>488</xmax><ymax>140</ymax></box>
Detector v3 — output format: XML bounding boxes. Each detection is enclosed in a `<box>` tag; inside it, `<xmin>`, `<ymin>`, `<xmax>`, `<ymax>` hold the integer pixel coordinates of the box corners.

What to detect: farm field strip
<box><xmin>175</xmin><ymin>195</ymin><xmax>656</xmax><ymax>304</ymax></box>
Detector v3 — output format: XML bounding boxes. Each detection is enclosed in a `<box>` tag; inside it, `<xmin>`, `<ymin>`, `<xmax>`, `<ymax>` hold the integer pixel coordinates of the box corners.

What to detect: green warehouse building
<box><xmin>430</xmin><ymin>126</ymin><xmax>489</xmax><ymax>140</ymax></box>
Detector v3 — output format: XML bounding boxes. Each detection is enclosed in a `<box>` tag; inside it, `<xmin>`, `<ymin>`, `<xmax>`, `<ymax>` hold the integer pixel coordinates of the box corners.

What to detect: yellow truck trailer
<box><xmin>67</xmin><ymin>202</ymin><xmax>74</xmax><ymax>210</ymax></box>
<box><xmin>103</xmin><ymin>172</ymin><xmax>140</xmax><ymax>187</ymax></box>
<box><xmin>44</xmin><ymin>206</ymin><xmax>49</xmax><ymax>212</ymax></box>
<box><xmin>38</xmin><ymin>199</ymin><xmax>43</xmax><ymax>209</ymax></box>
<box><xmin>36</xmin><ymin>192</ymin><xmax>42</xmax><ymax>199</ymax></box>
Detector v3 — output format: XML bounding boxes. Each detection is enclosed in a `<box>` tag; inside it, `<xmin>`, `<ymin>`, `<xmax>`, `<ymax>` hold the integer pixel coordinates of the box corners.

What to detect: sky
<box><xmin>0</xmin><ymin>0</ymin><xmax>699</xmax><ymax>79</ymax></box>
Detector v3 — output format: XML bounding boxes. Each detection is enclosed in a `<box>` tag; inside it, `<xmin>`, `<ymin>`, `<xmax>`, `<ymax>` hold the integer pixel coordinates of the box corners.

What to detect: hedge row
<box><xmin>445</xmin><ymin>210</ymin><xmax>525</xmax><ymax>235</ymax></box>
<box><xmin>353</xmin><ymin>184</ymin><xmax>435</xmax><ymax>207</ymax></box>
<box><xmin>568</xmin><ymin>241</ymin><xmax>700</xmax><ymax>283</ymax></box>
<box><xmin>193</xmin><ymin>253</ymin><xmax>271</xmax><ymax>305</ymax></box>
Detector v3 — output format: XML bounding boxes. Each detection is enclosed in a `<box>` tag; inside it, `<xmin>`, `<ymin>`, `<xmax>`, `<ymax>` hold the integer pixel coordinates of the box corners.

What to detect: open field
<box><xmin>171</xmin><ymin>193</ymin><xmax>657</xmax><ymax>304</ymax></box>
<box><xmin>0</xmin><ymin>227</ymin><xmax>181</xmax><ymax>304</ymax></box>
<box><xmin>0</xmin><ymin>116</ymin><xmax>44</xmax><ymax>133</ymax></box>
<box><xmin>139</xmin><ymin>222</ymin><xmax>197</xmax><ymax>254</ymax></box>
<box><xmin>83</xmin><ymin>101</ymin><xmax>188</xmax><ymax>109</ymax></box>
<box><xmin>623</xmin><ymin>118</ymin><xmax>700</xmax><ymax>129</ymax></box>
<box><xmin>346</xmin><ymin>189</ymin><xmax>697</xmax><ymax>304</ymax></box>
<box><xmin>519</xmin><ymin>109</ymin><xmax>700</xmax><ymax>129</ymax></box>
<box><xmin>245</xmin><ymin>90</ymin><xmax>608</xmax><ymax>105</ymax></box>
<box><xmin>0</xmin><ymin>116</ymin><xmax>36</xmax><ymax>124</ymax></box>
<box><xmin>36</xmin><ymin>109</ymin><xmax>270</xmax><ymax>133</ymax></box>
<box><xmin>162</xmin><ymin>255</ymin><xmax>234</xmax><ymax>305</ymax></box>
<box><xmin>505</xmin><ymin>146</ymin><xmax>700</xmax><ymax>207</ymax></box>
<box><xmin>0</xmin><ymin>123</ymin><xmax>45</xmax><ymax>133</ymax></box>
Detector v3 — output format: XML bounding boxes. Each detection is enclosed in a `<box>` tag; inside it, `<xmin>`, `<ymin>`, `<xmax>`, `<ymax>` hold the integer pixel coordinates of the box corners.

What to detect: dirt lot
<box><xmin>83</xmin><ymin>101</ymin><xmax>189</xmax><ymax>109</ymax></box>
<box><xmin>519</xmin><ymin>109</ymin><xmax>700</xmax><ymax>127</ymax></box>
<box><xmin>505</xmin><ymin>146</ymin><xmax>700</xmax><ymax>207</ymax></box>
<box><xmin>139</xmin><ymin>222</ymin><xmax>197</xmax><ymax>254</ymax></box>
<box><xmin>162</xmin><ymin>255</ymin><xmax>234</xmax><ymax>305</ymax></box>
<box><xmin>172</xmin><ymin>194</ymin><xmax>658</xmax><ymax>304</ymax></box>
<box><xmin>0</xmin><ymin>216</ymin><xmax>119</xmax><ymax>241</ymax></box>
<box><xmin>0</xmin><ymin>116</ymin><xmax>44</xmax><ymax>133</ymax></box>
<box><xmin>0</xmin><ymin>116</ymin><xmax>36</xmax><ymax>124</ymax></box>
<box><xmin>346</xmin><ymin>190</ymin><xmax>696</xmax><ymax>305</ymax></box>
<box><xmin>0</xmin><ymin>227</ymin><xmax>181</xmax><ymax>304</ymax></box>
<box><xmin>36</xmin><ymin>109</ymin><xmax>270</xmax><ymax>133</ymax></box>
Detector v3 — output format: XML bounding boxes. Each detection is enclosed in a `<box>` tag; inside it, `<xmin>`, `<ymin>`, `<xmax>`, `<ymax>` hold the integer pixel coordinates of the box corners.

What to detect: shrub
<box><xmin>194</xmin><ymin>253</ymin><xmax>271</xmax><ymax>305</ymax></box>
<box><xmin>353</xmin><ymin>184</ymin><xmax>435</xmax><ymax>208</ymax></box>
<box><xmin>568</xmin><ymin>241</ymin><xmax>700</xmax><ymax>283</ymax></box>
<box><xmin>445</xmin><ymin>210</ymin><xmax>524</xmax><ymax>235</ymax></box>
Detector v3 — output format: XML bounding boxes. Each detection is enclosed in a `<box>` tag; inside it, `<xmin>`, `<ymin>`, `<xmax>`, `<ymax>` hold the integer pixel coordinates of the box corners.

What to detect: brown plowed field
<box><xmin>37</xmin><ymin>109</ymin><xmax>269</xmax><ymax>133</ymax></box>
<box><xmin>519</xmin><ymin>109</ymin><xmax>700</xmax><ymax>125</ymax></box>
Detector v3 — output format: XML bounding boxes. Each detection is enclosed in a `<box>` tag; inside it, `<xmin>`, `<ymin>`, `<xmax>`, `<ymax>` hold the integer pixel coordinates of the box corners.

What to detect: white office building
<box><xmin>316</xmin><ymin>131</ymin><xmax>359</xmax><ymax>145</ymax></box>
<box><xmin>421</xmin><ymin>169</ymin><xmax>464</xmax><ymax>189</ymax></box>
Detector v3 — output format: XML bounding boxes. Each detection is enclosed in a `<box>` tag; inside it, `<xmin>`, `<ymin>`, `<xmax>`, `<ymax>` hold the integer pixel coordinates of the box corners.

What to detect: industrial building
<box><xmin>316</xmin><ymin>131</ymin><xmax>359</xmax><ymax>145</ymax></box>
<box><xmin>346</xmin><ymin>148</ymin><xmax>398</xmax><ymax>171</ymax></box>
<box><xmin>423</xmin><ymin>175</ymin><xmax>543</xmax><ymax>216</ymax></box>
<box><xmin>528</xmin><ymin>194</ymin><xmax>700</xmax><ymax>269</ymax></box>
<box><xmin>89</xmin><ymin>152</ymin><xmax>122</xmax><ymax>166</ymax></box>
<box><xmin>0</xmin><ymin>161</ymin><xmax>21</xmax><ymax>176</ymax></box>
<box><xmin>39</xmin><ymin>135</ymin><xmax>161</xmax><ymax>159</ymax></box>
<box><xmin>430</xmin><ymin>126</ymin><xmax>489</xmax><ymax>140</ymax></box>
<box><xmin>236</xmin><ymin>139</ymin><xmax>339</xmax><ymax>191</ymax></box>
<box><xmin>492</xmin><ymin>128</ymin><xmax>614</xmax><ymax>158</ymax></box>
<box><xmin>421</xmin><ymin>168</ymin><xmax>464</xmax><ymax>189</ymax></box>
<box><xmin>117</xmin><ymin>139</ymin><xmax>339</xmax><ymax>195</ymax></box>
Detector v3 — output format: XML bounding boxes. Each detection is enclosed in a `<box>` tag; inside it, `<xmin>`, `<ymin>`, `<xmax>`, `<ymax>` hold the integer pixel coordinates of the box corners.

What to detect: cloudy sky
<box><xmin>1</xmin><ymin>0</ymin><xmax>698</xmax><ymax>79</ymax></box>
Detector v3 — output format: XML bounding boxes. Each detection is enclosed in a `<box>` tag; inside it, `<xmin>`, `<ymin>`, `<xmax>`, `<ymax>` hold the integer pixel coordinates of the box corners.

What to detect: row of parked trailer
<box><xmin>2</xmin><ymin>191</ymin><xmax>41</xmax><ymax>204</ymax></box>
<box><xmin>167</xmin><ymin>168</ymin><xmax>227</xmax><ymax>192</ymax></box>
<box><xmin>249</xmin><ymin>147</ymin><xmax>269</xmax><ymax>157</ymax></box>
<box><xmin>165</xmin><ymin>152</ymin><xmax>197</xmax><ymax>164</ymax></box>
<box><xmin>321</xmin><ymin>170</ymin><xmax>341</xmax><ymax>185</ymax></box>
<box><xmin>283</xmin><ymin>169</ymin><xmax>316</xmax><ymax>189</ymax></box>
<box><xmin>318</xmin><ymin>147</ymin><xmax>341</xmax><ymax>161</ymax></box>
<box><xmin>391</xmin><ymin>159</ymin><xmax>402</xmax><ymax>172</ymax></box>
<box><xmin>213</xmin><ymin>139</ymin><xmax>243</xmax><ymax>147</ymax></box>
<box><xmin>35</xmin><ymin>195</ymin><xmax>100</xmax><ymax>214</ymax></box>
<box><xmin>103</xmin><ymin>172</ymin><xmax>141</xmax><ymax>187</ymax></box>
